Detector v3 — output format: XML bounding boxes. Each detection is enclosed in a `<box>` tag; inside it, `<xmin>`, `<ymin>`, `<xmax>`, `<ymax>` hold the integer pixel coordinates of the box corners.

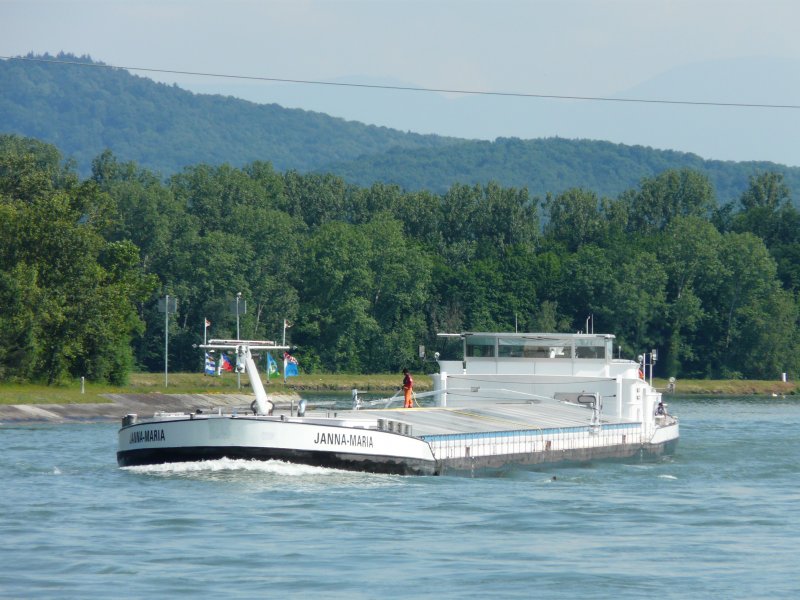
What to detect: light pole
<box><xmin>236</xmin><ymin>292</ymin><xmax>241</xmax><ymax>389</ymax></box>
<box><xmin>158</xmin><ymin>294</ymin><xmax>177</xmax><ymax>387</ymax></box>
<box><xmin>165</xmin><ymin>295</ymin><xmax>169</xmax><ymax>387</ymax></box>
<box><xmin>236</xmin><ymin>292</ymin><xmax>242</xmax><ymax>340</ymax></box>
<box><xmin>229</xmin><ymin>292</ymin><xmax>246</xmax><ymax>389</ymax></box>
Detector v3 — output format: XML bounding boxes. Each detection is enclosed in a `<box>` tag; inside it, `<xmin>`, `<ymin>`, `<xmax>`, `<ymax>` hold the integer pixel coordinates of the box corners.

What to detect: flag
<box><xmin>205</xmin><ymin>318</ymin><xmax>211</xmax><ymax>328</ymax></box>
<box><xmin>220</xmin><ymin>353</ymin><xmax>234</xmax><ymax>372</ymax></box>
<box><xmin>283</xmin><ymin>352</ymin><xmax>299</xmax><ymax>378</ymax></box>
<box><xmin>204</xmin><ymin>353</ymin><xmax>216</xmax><ymax>376</ymax></box>
<box><xmin>266</xmin><ymin>352</ymin><xmax>280</xmax><ymax>379</ymax></box>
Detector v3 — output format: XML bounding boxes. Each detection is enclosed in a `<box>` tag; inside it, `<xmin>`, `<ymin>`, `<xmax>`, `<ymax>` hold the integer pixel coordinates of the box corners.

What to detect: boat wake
<box><xmin>122</xmin><ymin>457</ymin><xmax>342</xmax><ymax>476</ymax></box>
<box><xmin>120</xmin><ymin>457</ymin><xmax>404</xmax><ymax>489</ymax></box>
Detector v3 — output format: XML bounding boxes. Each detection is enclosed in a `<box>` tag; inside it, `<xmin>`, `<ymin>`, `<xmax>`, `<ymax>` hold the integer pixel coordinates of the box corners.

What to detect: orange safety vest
<box><xmin>403</xmin><ymin>374</ymin><xmax>413</xmax><ymax>407</ymax></box>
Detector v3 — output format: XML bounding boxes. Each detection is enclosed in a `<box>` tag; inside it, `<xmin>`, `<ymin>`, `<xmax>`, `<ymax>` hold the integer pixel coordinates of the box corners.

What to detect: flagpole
<box><xmin>282</xmin><ymin>320</ymin><xmax>294</xmax><ymax>384</ymax></box>
<box><xmin>165</xmin><ymin>295</ymin><xmax>169</xmax><ymax>388</ymax></box>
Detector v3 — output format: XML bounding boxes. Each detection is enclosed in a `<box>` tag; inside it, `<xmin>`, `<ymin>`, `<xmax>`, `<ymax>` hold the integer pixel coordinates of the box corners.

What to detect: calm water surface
<box><xmin>1</xmin><ymin>396</ymin><xmax>798</xmax><ymax>599</ymax></box>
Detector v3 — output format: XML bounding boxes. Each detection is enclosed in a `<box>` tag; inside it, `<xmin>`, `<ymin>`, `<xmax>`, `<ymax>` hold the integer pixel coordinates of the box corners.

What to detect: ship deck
<box><xmin>344</xmin><ymin>399</ymin><xmax>637</xmax><ymax>438</ymax></box>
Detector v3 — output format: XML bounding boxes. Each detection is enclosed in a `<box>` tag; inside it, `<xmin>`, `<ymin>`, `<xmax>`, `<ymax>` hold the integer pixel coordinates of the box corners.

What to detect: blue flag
<box><xmin>204</xmin><ymin>353</ymin><xmax>216</xmax><ymax>376</ymax></box>
<box><xmin>266</xmin><ymin>352</ymin><xmax>280</xmax><ymax>379</ymax></box>
<box><xmin>283</xmin><ymin>352</ymin><xmax>299</xmax><ymax>378</ymax></box>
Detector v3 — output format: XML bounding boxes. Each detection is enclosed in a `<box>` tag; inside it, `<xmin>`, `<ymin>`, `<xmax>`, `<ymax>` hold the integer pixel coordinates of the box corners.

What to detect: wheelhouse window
<box><xmin>574</xmin><ymin>338</ymin><xmax>606</xmax><ymax>359</ymax></box>
<box><xmin>464</xmin><ymin>335</ymin><xmax>609</xmax><ymax>360</ymax></box>
<box><xmin>466</xmin><ymin>337</ymin><xmax>496</xmax><ymax>357</ymax></box>
<box><xmin>498</xmin><ymin>338</ymin><xmax>572</xmax><ymax>358</ymax></box>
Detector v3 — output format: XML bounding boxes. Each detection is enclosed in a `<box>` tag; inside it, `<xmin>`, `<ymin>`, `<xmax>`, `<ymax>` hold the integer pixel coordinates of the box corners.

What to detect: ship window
<box><xmin>498</xmin><ymin>339</ymin><xmax>525</xmax><ymax>357</ymax></box>
<box><xmin>466</xmin><ymin>337</ymin><xmax>495</xmax><ymax>357</ymax></box>
<box><xmin>574</xmin><ymin>338</ymin><xmax>606</xmax><ymax>359</ymax></box>
<box><xmin>498</xmin><ymin>338</ymin><xmax>572</xmax><ymax>358</ymax></box>
<box><xmin>546</xmin><ymin>345</ymin><xmax>571</xmax><ymax>358</ymax></box>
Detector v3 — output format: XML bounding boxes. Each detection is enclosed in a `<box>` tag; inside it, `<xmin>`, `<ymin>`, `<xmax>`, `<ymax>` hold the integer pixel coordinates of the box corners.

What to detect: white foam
<box><xmin>120</xmin><ymin>458</ymin><xmax>405</xmax><ymax>490</ymax></box>
<box><xmin>658</xmin><ymin>474</ymin><xmax>678</xmax><ymax>480</ymax></box>
<box><xmin>122</xmin><ymin>458</ymin><xmax>338</xmax><ymax>476</ymax></box>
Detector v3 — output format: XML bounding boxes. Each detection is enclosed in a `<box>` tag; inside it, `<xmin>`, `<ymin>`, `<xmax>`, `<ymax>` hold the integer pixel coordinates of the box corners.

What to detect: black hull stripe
<box><xmin>117</xmin><ymin>446</ymin><xmax>438</xmax><ymax>476</ymax></box>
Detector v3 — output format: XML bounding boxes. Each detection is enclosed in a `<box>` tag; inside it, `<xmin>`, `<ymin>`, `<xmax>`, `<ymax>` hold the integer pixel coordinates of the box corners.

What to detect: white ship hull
<box><xmin>117</xmin><ymin>414</ymin><xmax>439</xmax><ymax>475</ymax></box>
<box><xmin>117</xmin><ymin>411</ymin><xmax>678</xmax><ymax>475</ymax></box>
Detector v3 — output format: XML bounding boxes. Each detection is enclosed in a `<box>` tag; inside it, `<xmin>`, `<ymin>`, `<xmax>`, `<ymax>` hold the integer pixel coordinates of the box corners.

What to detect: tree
<box><xmin>281</xmin><ymin>171</ymin><xmax>351</xmax><ymax>227</ymax></box>
<box><xmin>361</xmin><ymin>214</ymin><xmax>432</xmax><ymax>370</ymax></box>
<box><xmin>0</xmin><ymin>175</ymin><xmax>155</xmax><ymax>383</ymax></box>
<box><xmin>543</xmin><ymin>188</ymin><xmax>608</xmax><ymax>252</ymax></box>
<box><xmin>739</xmin><ymin>171</ymin><xmax>790</xmax><ymax>212</ymax></box>
<box><xmin>731</xmin><ymin>172</ymin><xmax>800</xmax><ymax>291</ymax></box>
<box><xmin>297</xmin><ymin>221</ymin><xmax>377</xmax><ymax>371</ymax></box>
<box><xmin>559</xmin><ymin>245</ymin><xmax>616</xmax><ymax>332</ymax></box>
<box><xmin>607</xmin><ymin>252</ymin><xmax>667</xmax><ymax>355</ymax></box>
<box><xmin>623</xmin><ymin>169</ymin><xmax>716</xmax><ymax>234</ymax></box>
<box><xmin>729</xmin><ymin>289</ymin><xmax>799</xmax><ymax>379</ymax></box>
<box><xmin>655</xmin><ymin>217</ymin><xmax>722</xmax><ymax>376</ymax></box>
<box><xmin>699</xmin><ymin>232</ymin><xmax>786</xmax><ymax>377</ymax></box>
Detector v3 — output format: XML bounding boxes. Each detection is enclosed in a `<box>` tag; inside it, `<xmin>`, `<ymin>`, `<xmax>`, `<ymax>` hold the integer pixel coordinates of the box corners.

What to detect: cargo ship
<box><xmin>117</xmin><ymin>332</ymin><xmax>678</xmax><ymax>475</ymax></box>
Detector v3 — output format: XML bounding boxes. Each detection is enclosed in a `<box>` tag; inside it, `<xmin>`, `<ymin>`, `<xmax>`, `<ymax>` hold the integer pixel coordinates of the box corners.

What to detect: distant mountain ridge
<box><xmin>322</xmin><ymin>136</ymin><xmax>800</xmax><ymax>203</ymax></box>
<box><xmin>2</xmin><ymin>53</ymin><xmax>799</xmax><ymax>205</ymax></box>
<box><xmin>0</xmin><ymin>54</ymin><xmax>456</xmax><ymax>175</ymax></box>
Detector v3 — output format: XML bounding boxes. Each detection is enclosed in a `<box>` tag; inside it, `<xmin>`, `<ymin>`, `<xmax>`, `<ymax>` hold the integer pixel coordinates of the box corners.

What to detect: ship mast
<box><xmin>200</xmin><ymin>339</ymin><xmax>289</xmax><ymax>415</ymax></box>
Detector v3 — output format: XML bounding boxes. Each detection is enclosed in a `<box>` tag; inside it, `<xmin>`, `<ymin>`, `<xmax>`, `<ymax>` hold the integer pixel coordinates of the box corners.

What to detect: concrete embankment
<box><xmin>0</xmin><ymin>393</ymin><xmax>302</xmax><ymax>424</ymax></box>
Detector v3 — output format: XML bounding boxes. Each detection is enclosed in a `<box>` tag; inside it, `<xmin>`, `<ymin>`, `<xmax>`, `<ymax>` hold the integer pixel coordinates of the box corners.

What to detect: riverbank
<box><xmin>0</xmin><ymin>372</ymin><xmax>796</xmax><ymax>409</ymax></box>
<box><xmin>0</xmin><ymin>372</ymin><xmax>432</xmax><ymax>406</ymax></box>
<box><xmin>657</xmin><ymin>378</ymin><xmax>798</xmax><ymax>396</ymax></box>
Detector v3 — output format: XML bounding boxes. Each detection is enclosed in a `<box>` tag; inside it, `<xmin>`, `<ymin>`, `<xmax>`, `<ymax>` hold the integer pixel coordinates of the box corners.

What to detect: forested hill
<box><xmin>0</xmin><ymin>54</ymin><xmax>456</xmax><ymax>175</ymax></box>
<box><xmin>324</xmin><ymin>137</ymin><xmax>800</xmax><ymax>205</ymax></box>
<box><xmin>2</xmin><ymin>54</ymin><xmax>800</xmax><ymax>205</ymax></box>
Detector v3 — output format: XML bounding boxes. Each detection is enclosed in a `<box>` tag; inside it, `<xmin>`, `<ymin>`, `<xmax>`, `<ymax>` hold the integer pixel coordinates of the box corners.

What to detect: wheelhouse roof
<box><xmin>442</xmin><ymin>332</ymin><xmax>616</xmax><ymax>340</ymax></box>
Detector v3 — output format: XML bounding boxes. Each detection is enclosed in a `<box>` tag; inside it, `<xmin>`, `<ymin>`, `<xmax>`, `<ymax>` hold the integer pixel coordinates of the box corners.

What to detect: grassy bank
<box><xmin>656</xmin><ymin>378</ymin><xmax>798</xmax><ymax>396</ymax></box>
<box><xmin>0</xmin><ymin>372</ymin><xmax>432</xmax><ymax>405</ymax></box>
<box><xmin>0</xmin><ymin>373</ymin><xmax>796</xmax><ymax>406</ymax></box>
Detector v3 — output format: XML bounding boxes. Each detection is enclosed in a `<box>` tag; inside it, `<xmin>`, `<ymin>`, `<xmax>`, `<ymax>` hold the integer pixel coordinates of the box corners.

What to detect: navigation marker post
<box><xmin>158</xmin><ymin>294</ymin><xmax>178</xmax><ymax>387</ymax></box>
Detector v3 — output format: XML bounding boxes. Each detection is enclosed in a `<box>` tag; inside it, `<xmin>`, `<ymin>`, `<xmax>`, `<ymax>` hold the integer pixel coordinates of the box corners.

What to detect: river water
<box><xmin>1</xmin><ymin>395</ymin><xmax>798</xmax><ymax>599</ymax></box>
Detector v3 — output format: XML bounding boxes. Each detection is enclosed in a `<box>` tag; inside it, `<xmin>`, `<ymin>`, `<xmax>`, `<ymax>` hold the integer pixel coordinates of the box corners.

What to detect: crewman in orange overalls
<box><xmin>402</xmin><ymin>368</ymin><xmax>414</xmax><ymax>408</ymax></box>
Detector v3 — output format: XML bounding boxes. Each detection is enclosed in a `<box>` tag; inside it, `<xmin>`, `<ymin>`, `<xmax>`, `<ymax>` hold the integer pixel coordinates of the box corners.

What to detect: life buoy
<box><xmin>638</xmin><ymin>368</ymin><xmax>645</xmax><ymax>379</ymax></box>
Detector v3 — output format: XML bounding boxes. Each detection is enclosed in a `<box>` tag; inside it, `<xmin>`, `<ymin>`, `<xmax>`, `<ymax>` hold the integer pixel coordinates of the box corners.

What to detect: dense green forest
<box><xmin>2</xmin><ymin>54</ymin><xmax>800</xmax><ymax>206</ymax></box>
<box><xmin>2</xmin><ymin>134</ymin><xmax>799</xmax><ymax>384</ymax></box>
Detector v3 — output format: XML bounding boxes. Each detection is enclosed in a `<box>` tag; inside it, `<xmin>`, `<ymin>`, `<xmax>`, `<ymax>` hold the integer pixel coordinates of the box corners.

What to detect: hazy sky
<box><xmin>3</xmin><ymin>0</ymin><xmax>800</xmax><ymax>164</ymax></box>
